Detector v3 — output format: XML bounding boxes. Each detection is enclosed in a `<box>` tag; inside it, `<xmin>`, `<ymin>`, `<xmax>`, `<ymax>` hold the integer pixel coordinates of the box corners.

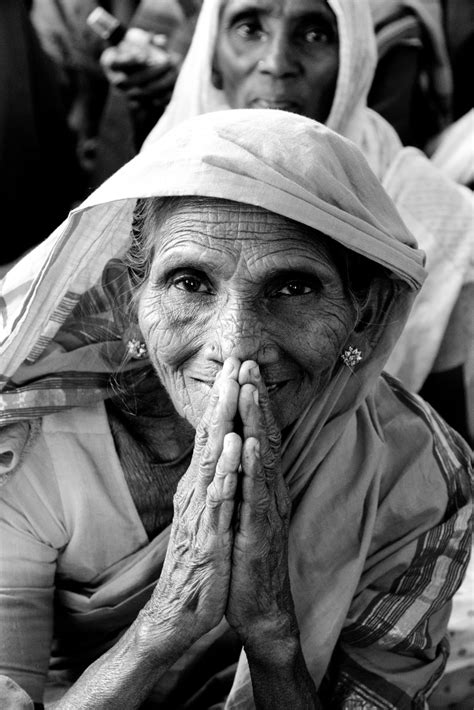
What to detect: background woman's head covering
<box><xmin>0</xmin><ymin>109</ymin><xmax>425</xmax><ymax>481</ymax></box>
<box><xmin>143</xmin><ymin>0</ymin><xmax>400</xmax><ymax>176</ymax></box>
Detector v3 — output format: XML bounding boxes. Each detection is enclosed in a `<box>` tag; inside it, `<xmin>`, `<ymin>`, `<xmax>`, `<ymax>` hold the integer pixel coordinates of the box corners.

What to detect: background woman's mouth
<box><xmin>250</xmin><ymin>99</ymin><xmax>299</xmax><ymax>112</ymax></box>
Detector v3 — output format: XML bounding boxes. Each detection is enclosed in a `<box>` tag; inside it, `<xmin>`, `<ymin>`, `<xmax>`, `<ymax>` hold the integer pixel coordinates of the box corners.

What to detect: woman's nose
<box><xmin>257</xmin><ymin>32</ymin><xmax>299</xmax><ymax>78</ymax></box>
<box><xmin>211</xmin><ymin>304</ymin><xmax>279</xmax><ymax>365</ymax></box>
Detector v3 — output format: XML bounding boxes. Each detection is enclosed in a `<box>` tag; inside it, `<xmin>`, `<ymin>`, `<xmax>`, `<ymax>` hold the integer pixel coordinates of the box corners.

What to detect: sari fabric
<box><xmin>0</xmin><ymin>110</ymin><xmax>471</xmax><ymax>707</ymax></box>
<box><xmin>143</xmin><ymin>0</ymin><xmax>474</xmax><ymax>404</ymax></box>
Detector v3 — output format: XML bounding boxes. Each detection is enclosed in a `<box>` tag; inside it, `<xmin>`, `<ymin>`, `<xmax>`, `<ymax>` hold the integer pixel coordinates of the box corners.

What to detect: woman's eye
<box><xmin>274</xmin><ymin>280</ymin><xmax>317</xmax><ymax>297</ymax></box>
<box><xmin>172</xmin><ymin>273</ymin><xmax>212</xmax><ymax>294</ymax></box>
<box><xmin>303</xmin><ymin>26</ymin><xmax>332</xmax><ymax>44</ymax></box>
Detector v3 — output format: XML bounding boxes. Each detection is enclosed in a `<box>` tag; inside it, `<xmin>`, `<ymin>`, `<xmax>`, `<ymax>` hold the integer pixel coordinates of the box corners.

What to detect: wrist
<box><xmin>134</xmin><ymin>605</ymin><xmax>194</xmax><ymax>666</ymax></box>
<box><xmin>243</xmin><ymin>612</ymin><xmax>301</xmax><ymax>668</ymax></box>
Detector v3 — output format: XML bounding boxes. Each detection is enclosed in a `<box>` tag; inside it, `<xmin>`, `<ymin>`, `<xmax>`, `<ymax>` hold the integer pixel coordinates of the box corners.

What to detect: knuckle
<box><xmin>194</xmin><ymin>422</ymin><xmax>209</xmax><ymax>451</ymax></box>
<box><xmin>199</xmin><ymin>444</ymin><xmax>217</xmax><ymax>472</ymax></box>
<box><xmin>173</xmin><ymin>479</ymin><xmax>193</xmax><ymax>511</ymax></box>
<box><xmin>206</xmin><ymin>482</ymin><xmax>221</xmax><ymax>508</ymax></box>
<box><xmin>268</xmin><ymin>426</ymin><xmax>281</xmax><ymax>449</ymax></box>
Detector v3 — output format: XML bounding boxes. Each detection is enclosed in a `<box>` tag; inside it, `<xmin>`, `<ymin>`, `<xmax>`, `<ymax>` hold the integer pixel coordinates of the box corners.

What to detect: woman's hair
<box><xmin>126</xmin><ymin>195</ymin><xmax>402</xmax><ymax>334</ymax></box>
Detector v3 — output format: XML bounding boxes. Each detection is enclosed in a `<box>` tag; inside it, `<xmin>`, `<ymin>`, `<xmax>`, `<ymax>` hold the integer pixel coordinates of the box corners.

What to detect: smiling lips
<box><xmin>265</xmin><ymin>381</ymin><xmax>288</xmax><ymax>394</ymax></box>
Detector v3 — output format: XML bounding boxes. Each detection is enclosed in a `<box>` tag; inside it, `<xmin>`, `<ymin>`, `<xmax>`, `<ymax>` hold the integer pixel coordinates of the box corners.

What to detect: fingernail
<box><xmin>251</xmin><ymin>364</ymin><xmax>260</xmax><ymax>380</ymax></box>
<box><xmin>253</xmin><ymin>439</ymin><xmax>260</xmax><ymax>458</ymax></box>
<box><xmin>252</xmin><ymin>387</ymin><xmax>259</xmax><ymax>405</ymax></box>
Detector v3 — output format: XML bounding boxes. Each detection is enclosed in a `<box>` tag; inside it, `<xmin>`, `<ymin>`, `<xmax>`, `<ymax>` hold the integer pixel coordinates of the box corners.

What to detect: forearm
<box><xmin>53</xmin><ymin>614</ymin><xmax>186</xmax><ymax>710</ymax></box>
<box><xmin>245</xmin><ymin>621</ymin><xmax>323</xmax><ymax>710</ymax></box>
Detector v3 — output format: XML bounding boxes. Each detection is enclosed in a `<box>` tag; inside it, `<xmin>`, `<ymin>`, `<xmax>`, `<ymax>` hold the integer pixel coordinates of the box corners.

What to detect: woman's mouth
<box><xmin>265</xmin><ymin>380</ymin><xmax>289</xmax><ymax>395</ymax></box>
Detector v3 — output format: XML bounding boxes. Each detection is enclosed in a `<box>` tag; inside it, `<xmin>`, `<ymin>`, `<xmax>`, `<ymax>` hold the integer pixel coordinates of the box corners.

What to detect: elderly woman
<box><xmin>144</xmin><ymin>0</ymin><xmax>474</xmax><ymax>443</ymax></box>
<box><xmin>0</xmin><ymin>111</ymin><xmax>471</xmax><ymax>709</ymax></box>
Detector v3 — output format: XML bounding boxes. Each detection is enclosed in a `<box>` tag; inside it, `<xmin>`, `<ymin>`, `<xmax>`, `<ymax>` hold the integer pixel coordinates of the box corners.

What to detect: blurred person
<box><xmin>367</xmin><ymin>0</ymin><xmax>453</xmax><ymax>148</ymax></box>
<box><xmin>0</xmin><ymin>0</ymin><xmax>80</xmax><ymax>271</ymax></box>
<box><xmin>31</xmin><ymin>0</ymin><xmax>198</xmax><ymax>186</ymax></box>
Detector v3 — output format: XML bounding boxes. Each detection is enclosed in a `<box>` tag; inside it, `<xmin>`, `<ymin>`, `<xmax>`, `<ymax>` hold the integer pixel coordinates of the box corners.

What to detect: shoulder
<box><xmin>377</xmin><ymin>373</ymin><xmax>472</xmax><ymax>480</ymax></box>
<box><xmin>0</xmin><ymin>403</ymin><xmax>117</xmax><ymax>536</ymax></box>
<box><xmin>371</xmin><ymin>373</ymin><xmax>472</xmax><ymax>540</ymax></box>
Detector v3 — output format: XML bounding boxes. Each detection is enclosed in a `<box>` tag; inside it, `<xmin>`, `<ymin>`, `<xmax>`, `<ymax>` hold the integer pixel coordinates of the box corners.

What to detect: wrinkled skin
<box><xmin>214</xmin><ymin>0</ymin><xmax>339</xmax><ymax>122</ymax></box>
<box><xmin>139</xmin><ymin>199</ymin><xmax>354</xmax><ymax>429</ymax></box>
<box><xmin>137</xmin><ymin>199</ymin><xmax>357</xmax><ymax>659</ymax></box>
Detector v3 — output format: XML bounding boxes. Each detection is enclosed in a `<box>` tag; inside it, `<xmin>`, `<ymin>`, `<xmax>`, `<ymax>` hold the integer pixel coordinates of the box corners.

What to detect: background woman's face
<box><xmin>214</xmin><ymin>0</ymin><xmax>339</xmax><ymax>122</ymax></box>
<box><xmin>138</xmin><ymin>199</ymin><xmax>355</xmax><ymax>429</ymax></box>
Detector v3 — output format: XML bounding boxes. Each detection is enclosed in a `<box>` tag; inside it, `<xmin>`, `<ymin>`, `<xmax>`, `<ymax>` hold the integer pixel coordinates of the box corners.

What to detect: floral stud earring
<box><xmin>126</xmin><ymin>338</ymin><xmax>148</xmax><ymax>360</ymax></box>
<box><xmin>341</xmin><ymin>345</ymin><xmax>363</xmax><ymax>369</ymax></box>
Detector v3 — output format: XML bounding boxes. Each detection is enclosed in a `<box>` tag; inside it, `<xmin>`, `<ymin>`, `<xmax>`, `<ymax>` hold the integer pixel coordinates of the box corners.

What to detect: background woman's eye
<box><xmin>303</xmin><ymin>27</ymin><xmax>331</xmax><ymax>44</ymax></box>
<box><xmin>233</xmin><ymin>19</ymin><xmax>264</xmax><ymax>40</ymax></box>
<box><xmin>172</xmin><ymin>274</ymin><xmax>212</xmax><ymax>294</ymax></box>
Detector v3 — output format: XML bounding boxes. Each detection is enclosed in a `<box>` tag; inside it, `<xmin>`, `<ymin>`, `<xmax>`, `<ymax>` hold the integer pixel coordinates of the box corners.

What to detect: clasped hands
<box><xmin>140</xmin><ymin>358</ymin><xmax>296</xmax><ymax>660</ymax></box>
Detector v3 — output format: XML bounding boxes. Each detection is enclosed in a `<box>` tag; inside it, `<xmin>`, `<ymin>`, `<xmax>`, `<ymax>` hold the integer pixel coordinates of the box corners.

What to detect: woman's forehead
<box><xmin>152</xmin><ymin>198</ymin><xmax>335</xmax><ymax>260</ymax></box>
<box><xmin>156</xmin><ymin>199</ymin><xmax>303</xmax><ymax>239</ymax></box>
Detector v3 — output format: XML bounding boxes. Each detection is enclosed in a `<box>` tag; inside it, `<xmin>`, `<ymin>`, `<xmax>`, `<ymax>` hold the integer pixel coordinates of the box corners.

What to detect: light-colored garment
<box><xmin>428</xmin><ymin>110</ymin><xmax>474</xmax><ymax>188</ymax></box>
<box><xmin>0</xmin><ymin>387</ymin><xmax>470</xmax><ymax>707</ymax></box>
<box><xmin>143</xmin><ymin>0</ymin><xmax>474</xmax><ymax>400</ymax></box>
<box><xmin>0</xmin><ymin>110</ymin><xmax>471</xmax><ymax>707</ymax></box>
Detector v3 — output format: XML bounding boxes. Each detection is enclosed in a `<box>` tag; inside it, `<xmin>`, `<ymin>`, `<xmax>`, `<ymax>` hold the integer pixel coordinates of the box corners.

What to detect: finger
<box><xmin>195</xmin><ymin>373</ymin><xmax>240</xmax><ymax>495</ymax></box>
<box><xmin>205</xmin><ymin>433</ymin><xmax>241</xmax><ymax>534</ymax></box>
<box><xmin>193</xmin><ymin>376</ymin><xmax>221</xmax><ymax>455</ymax></box>
<box><xmin>103</xmin><ymin>69</ymin><xmax>129</xmax><ymax>87</ymax></box>
<box><xmin>238</xmin><ymin>383</ymin><xmax>260</xmax><ymax>441</ymax></box>
<box><xmin>191</xmin><ymin>359</ymin><xmax>240</xmax><ymax>500</ymax></box>
<box><xmin>239</xmin><ymin>361</ymin><xmax>280</xmax><ymax>455</ymax></box>
<box><xmin>193</xmin><ymin>358</ymin><xmax>239</xmax><ymax>455</ymax></box>
<box><xmin>238</xmin><ymin>381</ymin><xmax>279</xmax><ymax>490</ymax></box>
<box><xmin>101</xmin><ymin>49</ymin><xmax>149</xmax><ymax>73</ymax></box>
<box><xmin>120</xmin><ymin>62</ymin><xmax>176</xmax><ymax>90</ymax></box>
<box><xmin>238</xmin><ymin>437</ymin><xmax>270</xmax><ymax>534</ymax></box>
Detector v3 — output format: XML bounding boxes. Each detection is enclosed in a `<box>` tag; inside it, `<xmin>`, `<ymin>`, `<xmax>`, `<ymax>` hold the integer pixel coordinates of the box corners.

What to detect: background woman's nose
<box><xmin>257</xmin><ymin>33</ymin><xmax>298</xmax><ymax>78</ymax></box>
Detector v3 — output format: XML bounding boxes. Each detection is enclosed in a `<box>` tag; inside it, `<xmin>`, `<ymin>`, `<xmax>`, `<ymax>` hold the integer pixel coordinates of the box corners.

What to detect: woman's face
<box><xmin>214</xmin><ymin>0</ymin><xmax>339</xmax><ymax>122</ymax></box>
<box><xmin>138</xmin><ymin>199</ymin><xmax>355</xmax><ymax>430</ymax></box>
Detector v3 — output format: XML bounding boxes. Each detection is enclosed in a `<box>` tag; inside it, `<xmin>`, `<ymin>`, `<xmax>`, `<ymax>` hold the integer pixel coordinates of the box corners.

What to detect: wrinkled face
<box><xmin>214</xmin><ymin>0</ymin><xmax>339</xmax><ymax>122</ymax></box>
<box><xmin>138</xmin><ymin>199</ymin><xmax>356</xmax><ymax>430</ymax></box>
